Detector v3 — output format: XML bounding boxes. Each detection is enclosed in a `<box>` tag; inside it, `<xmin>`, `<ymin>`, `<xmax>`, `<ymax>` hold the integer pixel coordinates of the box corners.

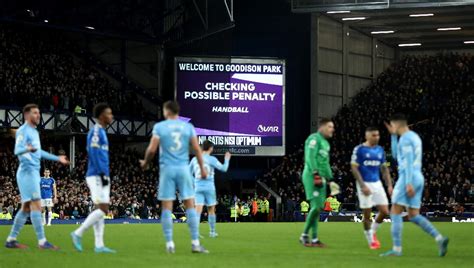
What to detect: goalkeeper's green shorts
<box><xmin>302</xmin><ymin>169</ymin><xmax>326</xmax><ymax>209</ymax></box>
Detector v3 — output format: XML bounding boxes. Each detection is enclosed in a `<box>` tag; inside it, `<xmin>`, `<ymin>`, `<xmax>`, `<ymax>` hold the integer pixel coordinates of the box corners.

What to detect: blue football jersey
<box><xmin>40</xmin><ymin>177</ymin><xmax>55</xmax><ymax>199</ymax></box>
<box><xmin>152</xmin><ymin>119</ymin><xmax>196</xmax><ymax>166</ymax></box>
<box><xmin>190</xmin><ymin>154</ymin><xmax>229</xmax><ymax>188</ymax></box>
<box><xmin>351</xmin><ymin>144</ymin><xmax>386</xmax><ymax>182</ymax></box>
<box><xmin>86</xmin><ymin>124</ymin><xmax>110</xmax><ymax>177</ymax></box>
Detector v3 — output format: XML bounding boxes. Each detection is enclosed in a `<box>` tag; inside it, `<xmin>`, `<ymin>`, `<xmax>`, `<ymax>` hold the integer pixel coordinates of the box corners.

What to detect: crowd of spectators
<box><xmin>261</xmin><ymin>53</ymin><xmax>474</xmax><ymax>215</ymax></box>
<box><xmin>0</xmin><ymin>25</ymin><xmax>145</xmax><ymax>117</ymax></box>
<box><xmin>0</xmin><ymin>138</ymin><xmax>161</xmax><ymax>220</ymax></box>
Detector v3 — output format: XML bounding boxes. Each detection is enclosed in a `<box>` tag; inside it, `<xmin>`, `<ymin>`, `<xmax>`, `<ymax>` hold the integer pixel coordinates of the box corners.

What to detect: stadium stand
<box><xmin>0</xmin><ymin>25</ymin><xmax>146</xmax><ymax>117</ymax></box>
<box><xmin>261</xmin><ymin>53</ymin><xmax>473</xmax><ymax>216</ymax></box>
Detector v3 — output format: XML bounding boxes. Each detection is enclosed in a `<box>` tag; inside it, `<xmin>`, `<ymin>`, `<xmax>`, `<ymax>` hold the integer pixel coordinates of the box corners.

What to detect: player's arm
<box><xmin>380</xmin><ymin>151</ymin><xmax>393</xmax><ymax>195</ymax></box>
<box><xmin>190</xmin><ymin>136</ymin><xmax>207</xmax><ymax>178</ymax></box>
<box><xmin>305</xmin><ymin>136</ymin><xmax>319</xmax><ymax>173</ymax></box>
<box><xmin>40</xmin><ymin>150</ymin><xmax>69</xmax><ymax>165</ymax></box>
<box><xmin>385</xmin><ymin>122</ymin><xmax>398</xmax><ymax>159</ymax></box>
<box><xmin>401</xmin><ymin>140</ymin><xmax>415</xmax><ymax>197</ymax></box>
<box><xmin>212</xmin><ymin>153</ymin><xmax>231</xmax><ymax>172</ymax></box>
<box><xmin>350</xmin><ymin>147</ymin><xmax>370</xmax><ymax>196</ymax></box>
<box><xmin>14</xmin><ymin>132</ymin><xmax>36</xmax><ymax>155</ymax></box>
<box><xmin>53</xmin><ymin>179</ymin><xmax>58</xmax><ymax>203</ymax></box>
<box><xmin>140</xmin><ymin>135</ymin><xmax>159</xmax><ymax>170</ymax></box>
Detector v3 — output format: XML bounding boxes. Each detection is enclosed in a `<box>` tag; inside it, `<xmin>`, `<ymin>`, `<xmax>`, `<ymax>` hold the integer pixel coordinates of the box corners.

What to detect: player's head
<box><xmin>44</xmin><ymin>168</ymin><xmax>50</xmax><ymax>177</ymax></box>
<box><xmin>93</xmin><ymin>103</ymin><xmax>113</xmax><ymax>125</ymax></box>
<box><xmin>365</xmin><ymin>126</ymin><xmax>380</xmax><ymax>146</ymax></box>
<box><xmin>318</xmin><ymin>118</ymin><xmax>335</xmax><ymax>138</ymax></box>
<box><xmin>23</xmin><ymin>103</ymin><xmax>40</xmax><ymax>126</ymax></box>
<box><xmin>163</xmin><ymin>101</ymin><xmax>180</xmax><ymax>119</ymax></box>
<box><xmin>389</xmin><ymin>113</ymin><xmax>408</xmax><ymax>135</ymax></box>
<box><xmin>202</xmin><ymin>140</ymin><xmax>214</xmax><ymax>154</ymax></box>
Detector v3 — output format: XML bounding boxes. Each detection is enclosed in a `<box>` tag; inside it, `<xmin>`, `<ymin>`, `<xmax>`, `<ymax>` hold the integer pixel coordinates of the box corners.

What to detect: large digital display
<box><xmin>175</xmin><ymin>57</ymin><xmax>285</xmax><ymax>156</ymax></box>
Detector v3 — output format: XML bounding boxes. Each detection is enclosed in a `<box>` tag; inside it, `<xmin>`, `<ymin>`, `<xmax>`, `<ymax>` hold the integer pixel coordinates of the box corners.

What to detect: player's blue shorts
<box><xmin>158</xmin><ymin>165</ymin><xmax>194</xmax><ymax>201</ymax></box>
<box><xmin>16</xmin><ymin>168</ymin><xmax>41</xmax><ymax>203</ymax></box>
<box><xmin>195</xmin><ymin>186</ymin><xmax>217</xmax><ymax>206</ymax></box>
<box><xmin>391</xmin><ymin>173</ymin><xmax>424</xmax><ymax>209</ymax></box>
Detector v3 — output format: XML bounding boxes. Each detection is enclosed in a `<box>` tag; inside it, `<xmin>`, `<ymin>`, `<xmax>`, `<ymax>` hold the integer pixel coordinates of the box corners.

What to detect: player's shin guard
<box><xmin>390</xmin><ymin>214</ymin><xmax>403</xmax><ymax>252</ymax></box>
<box><xmin>93</xmin><ymin>218</ymin><xmax>105</xmax><ymax>248</ymax></box>
<box><xmin>31</xmin><ymin>211</ymin><xmax>46</xmax><ymax>245</ymax></box>
<box><xmin>7</xmin><ymin>210</ymin><xmax>28</xmax><ymax>241</ymax></box>
<box><xmin>161</xmin><ymin>209</ymin><xmax>173</xmax><ymax>242</ymax></box>
<box><xmin>208</xmin><ymin>214</ymin><xmax>216</xmax><ymax>233</ymax></box>
<box><xmin>410</xmin><ymin>215</ymin><xmax>441</xmax><ymax>239</ymax></box>
<box><xmin>186</xmin><ymin>208</ymin><xmax>199</xmax><ymax>242</ymax></box>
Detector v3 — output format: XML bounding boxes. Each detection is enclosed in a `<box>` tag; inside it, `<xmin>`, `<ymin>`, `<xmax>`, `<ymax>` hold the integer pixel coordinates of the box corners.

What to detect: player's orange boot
<box><xmin>370</xmin><ymin>233</ymin><xmax>381</xmax><ymax>249</ymax></box>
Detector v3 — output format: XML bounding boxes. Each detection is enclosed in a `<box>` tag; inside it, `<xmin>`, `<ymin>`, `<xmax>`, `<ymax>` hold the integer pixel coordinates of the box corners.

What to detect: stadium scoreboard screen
<box><xmin>175</xmin><ymin>57</ymin><xmax>285</xmax><ymax>156</ymax></box>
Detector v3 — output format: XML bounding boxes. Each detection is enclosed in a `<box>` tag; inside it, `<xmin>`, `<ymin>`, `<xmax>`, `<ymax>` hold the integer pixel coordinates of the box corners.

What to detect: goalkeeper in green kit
<box><xmin>299</xmin><ymin>118</ymin><xmax>340</xmax><ymax>247</ymax></box>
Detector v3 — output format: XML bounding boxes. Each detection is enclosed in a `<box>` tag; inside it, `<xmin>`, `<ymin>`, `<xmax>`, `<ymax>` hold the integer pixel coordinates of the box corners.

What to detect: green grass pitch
<box><xmin>1</xmin><ymin>222</ymin><xmax>473</xmax><ymax>268</ymax></box>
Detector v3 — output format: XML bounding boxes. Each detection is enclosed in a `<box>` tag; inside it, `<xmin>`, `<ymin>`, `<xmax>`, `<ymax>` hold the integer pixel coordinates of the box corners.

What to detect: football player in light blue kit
<box><xmin>40</xmin><ymin>168</ymin><xmax>57</xmax><ymax>226</ymax></box>
<box><xmin>381</xmin><ymin>114</ymin><xmax>449</xmax><ymax>257</ymax></box>
<box><xmin>189</xmin><ymin>140</ymin><xmax>231</xmax><ymax>238</ymax></box>
<box><xmin>5</xmin><ymin>104</ymin><xmax>69</xmax><ymax>250</ymax></box>
<box><xmin>140</xmin><ymin>101</ymin><xmax>208</xmax><ymax>254</ymax></box>
<box><xmin>71</xmin><ymin>103</ymin><xmax>116</xmax><ymax>253</ymax></box>
<box><xmin>351</xmin><ymin>126</ymin><xmax>392</xmax><ymax>250</ymax></box>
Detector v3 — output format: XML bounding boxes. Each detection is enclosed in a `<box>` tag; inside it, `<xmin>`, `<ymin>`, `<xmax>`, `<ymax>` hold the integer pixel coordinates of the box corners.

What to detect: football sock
<box><xmin>410</xmin><ymin>215</ymin><xmax>441</xmax><ymax>240</ymax></box>
<box><xmin>74</xmin><ymin>209</ymin><xmax>105</xmax><ymax>237</ymax></box>
<box><xmin>391</xmin><ymin>214</ymin><xmax>403</xmax><ymax>252</ymax></box>
<box><xmin>31</xmin><ymin>211</ymin><xmax>46</xmax><ymax>245</ymax></box>
<box><xmin>7</xmin><ymin>210</ymin><xmax>28</xmax><ymax>242</ymax></box>
<box><xmin>161</xmin><ymin>209</ymin><xmax>173</xmax><ymax>242</ymax></box>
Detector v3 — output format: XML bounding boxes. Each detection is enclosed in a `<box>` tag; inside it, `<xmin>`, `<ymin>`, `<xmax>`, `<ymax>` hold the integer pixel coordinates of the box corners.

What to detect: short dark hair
<box><xmin>389</xmin><ymin>113</ymin><xmax>407</xmax><ymax>122</ymax></box>
<box><xmin>93</xmin><ymin>103</ymin><xmax>110</xmax><ymax>118</ymax></box>
<box><xmin>44</xmin><ymin>168</ymin><xmax>50</xmax><ymax>172</ymax></box>
<box><xmin>319</xmin><ymin>118</ymin><xmax>332</xmax><ymax>126</ymax></box>
<box><xmin>365</xmin><ymin>126</ymin><xmax>379</xmax><ymax>132</ymax></box>
<box><xmin>202</xmin><ymin>140</ymin><xmax>214</xmax><ymax>151</ymax></box>
<box><xmin>23</xmin><ymin>103</ymin><xmax>39</xmax><ymax>114</ymax></box>
<box><xmin>163</xmin><ymin>101</ymin><xmax>180</xmax><ymax>115</ymax></box>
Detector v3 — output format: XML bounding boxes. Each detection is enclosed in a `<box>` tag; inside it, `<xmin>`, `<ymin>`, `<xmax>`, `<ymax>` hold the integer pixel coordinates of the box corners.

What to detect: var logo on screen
<box><xmin>257</xmin><ymin>125</ymin><xmax>279</xmax><ymax>133</ymax></box>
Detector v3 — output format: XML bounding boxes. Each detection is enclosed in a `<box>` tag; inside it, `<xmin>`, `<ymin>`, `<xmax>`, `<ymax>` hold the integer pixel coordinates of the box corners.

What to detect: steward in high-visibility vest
<box><xmin>300</xmin><ymin>200</ymin><xmax>310</xmax><ymax>215</ymax></box>
<box><xmin>230</xmin><ymin>205</ymin><xmax>239</xmax><ymax>221</ymax></box>
<box><xmin>329</xmin><ymin>196</ymin><xmax>340</xmax><ymax>212</ymax></box>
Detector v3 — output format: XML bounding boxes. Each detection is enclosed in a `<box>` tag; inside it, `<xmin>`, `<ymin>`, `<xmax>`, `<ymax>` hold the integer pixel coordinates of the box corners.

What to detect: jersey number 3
<box><xmin>170</xmin><ymin>132</ymin><xmax>182</xmax><ymax>151</ymax></box>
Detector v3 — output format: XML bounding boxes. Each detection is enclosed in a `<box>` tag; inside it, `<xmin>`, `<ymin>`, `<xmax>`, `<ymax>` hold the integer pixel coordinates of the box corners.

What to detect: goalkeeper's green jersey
<box><xmin>303</xmin><ymin>132</ymin><xmax>333</xmax><ymax>179</ymax></box>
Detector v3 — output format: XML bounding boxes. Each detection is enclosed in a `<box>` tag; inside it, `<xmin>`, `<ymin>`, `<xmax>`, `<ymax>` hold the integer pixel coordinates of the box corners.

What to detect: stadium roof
<box><xmin>324</xmin><ymin>5</ymin><xmax>474</xmax><ymax>49</ymax></box>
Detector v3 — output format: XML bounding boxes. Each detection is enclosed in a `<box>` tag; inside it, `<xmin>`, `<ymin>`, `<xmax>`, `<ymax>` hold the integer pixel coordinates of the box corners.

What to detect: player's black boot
<box><xmin>299</xmin><ymin>234</ymin><xmax>311</xmax><ymax>247</ymax></box>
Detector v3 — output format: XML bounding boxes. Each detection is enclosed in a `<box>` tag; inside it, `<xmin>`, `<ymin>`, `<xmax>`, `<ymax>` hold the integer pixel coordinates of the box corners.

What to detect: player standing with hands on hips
<box><xmin>380</xmin><ymin>114</ymin><xmax>449</xmax><ymax>257</ymax></box>
<box><xmin>299</xmin><ymin>118</ymin><xmax>340</xmax><ymax>247</ymax></box>
<box><xmin>71</xmin><ymin>103</ymin><xmax>116</xmax><ymax>253</ymax></box>
<box><xmin>40</xmin><ymin>169</ymin><xmax>57</xmax><ymax>226</ymax></box>
<box><xmin>140</xmin><ymin>101</ymin><xmax>209</xmax><ymax>254</ymax></box>
<box><xmin>5</xmin><ymin>104</ymin><xmax>69</xmax><ymax>250</ymax></box>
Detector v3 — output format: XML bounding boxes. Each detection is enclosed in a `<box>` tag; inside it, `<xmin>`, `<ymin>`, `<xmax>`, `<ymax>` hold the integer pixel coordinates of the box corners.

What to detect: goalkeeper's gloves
<box><xmin>313</xmin><ymin>172</ymin><xmax>323</xmax><ymax>188</ymax></box>
<box><xmin>329</xmin><ymin>181</ymin><xmax>341</xmax><ymax>196</ymax></box>
<box><xmin>100</xmin><ymin>173</ymin><xmax>109</xmax><ymax>186</ymax></box>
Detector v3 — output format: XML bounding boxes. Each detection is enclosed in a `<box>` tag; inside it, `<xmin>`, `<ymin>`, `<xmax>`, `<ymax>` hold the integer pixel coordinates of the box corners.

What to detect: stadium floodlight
<box><xmin>327</xmin><ymin>11</ymin><xmax>350</xmax><ymax>14</ymax></box>
<box><xmin>437</xmin><ymin>27</ymin><xmax>461</xmax><ymax>31</ymax></box>
<box><xmin>371</xmin><ymin>30</ymin><xmax>395</xmax><ymax>34</ymax></box>
<box><xmin>398</xmin><ymin>43</ymin><xmax>421</xmax><ymax>47</ymax></box>
<box><xmin>342</xmin><ymin>17</ymin><xmax>366</xmax><ymax>21</ymax></box>
<box><xmin>26</xmin><ymin>9</ymin><xmax>31</xmax><ymax>12</ymax></box>
<box><xmin>464</xmin><ymin>41</ymin><xmax>474</xmax><ymax>44</ymax></box>
<box><xmin>44</xmin><ymin>19</ymin><xmax>48</xmax><ymax>23</ymax></box>
<box><xmin>409</xmin><ymin>13</ymin><xmax>434</xmax><ymax>17</ymax></box>
<box><xmin>85</xmin><ymin>26</ymin><xmax>95</xmax><ymax>30</ymax></box>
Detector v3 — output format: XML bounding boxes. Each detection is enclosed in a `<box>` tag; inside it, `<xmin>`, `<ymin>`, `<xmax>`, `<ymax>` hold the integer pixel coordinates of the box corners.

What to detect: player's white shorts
<box><xmin>356</xmin><ymin>180</ymin><xmax>388</xmax><ymax>209</ymax></box>
<box><xmin>41</xmin><ymin>198</ymin><xmax>54</xmax><ymax>208</ymax></box>
<box><xmin>86</xmin><ymin>176</ymin><xmax>111</xmax><ymax>204</ymax></box>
